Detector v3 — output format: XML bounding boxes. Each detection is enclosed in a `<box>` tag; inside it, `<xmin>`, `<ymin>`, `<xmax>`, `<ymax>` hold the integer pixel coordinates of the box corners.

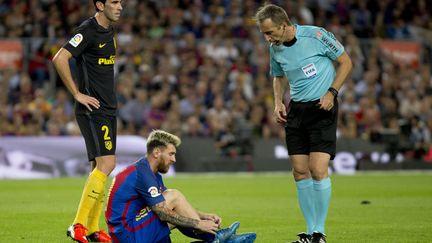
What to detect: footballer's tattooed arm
<box><xmin>151</xmin><ymin>202</ymin><xmax>199</xmax><ymax>228</ymax></box>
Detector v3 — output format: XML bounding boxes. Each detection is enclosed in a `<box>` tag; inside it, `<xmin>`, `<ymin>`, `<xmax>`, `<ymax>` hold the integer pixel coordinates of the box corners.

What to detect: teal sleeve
<box><xmin>269</xmin><ymin>49</ymin><xmax>284</xmax><ymax>77</ymax></box>
<box><xmin>316</xmin><ymin>28</ymin><xmax>344</xmax><ymax>61</ymax></box>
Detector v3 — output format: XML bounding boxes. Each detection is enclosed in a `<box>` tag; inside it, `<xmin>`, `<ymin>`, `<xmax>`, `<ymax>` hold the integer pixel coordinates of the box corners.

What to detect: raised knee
<box><xmin>163</xmin><ymin>189</ymin><xmax>185</xmax><ymax>208</ymax></box>
<box><xmin>167</xmin><ymin>188</ymin><xmax>180</xmax><ymax>196</ymax></box>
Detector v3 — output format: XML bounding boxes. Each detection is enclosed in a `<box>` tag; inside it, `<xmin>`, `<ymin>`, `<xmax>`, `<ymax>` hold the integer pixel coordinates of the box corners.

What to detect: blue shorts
<box><xmin>109</xmin><ymin>215</ymin><xmax>171</xmax><ymax>243</ymax></box>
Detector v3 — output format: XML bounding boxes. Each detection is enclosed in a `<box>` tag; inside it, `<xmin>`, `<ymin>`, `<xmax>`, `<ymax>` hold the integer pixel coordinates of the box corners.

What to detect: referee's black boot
<box><xmin>311</xmin><ymin>231</ymin><xmax>327</xmax><ymax>243</ymax></box>
<box><xmin>291</xmin><ymin>232</ymin><xmax>312</xmax><ymax>243</ymax></box>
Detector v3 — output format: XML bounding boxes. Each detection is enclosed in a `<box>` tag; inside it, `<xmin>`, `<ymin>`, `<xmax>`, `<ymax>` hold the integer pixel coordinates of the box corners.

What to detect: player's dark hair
<box><xmin>255</xmin><ymin>3</ymin><xmax>292</xmax><ymax>26</ymax></box>
<box><xmin>93</xmin><ymin>0</ymin><xmax>107</xmax><ymax>12</ymax></box>
<box><xmin>146</xmin><ymin>140</ymin><xmax>167</xmax><ymax>154</ymax></box>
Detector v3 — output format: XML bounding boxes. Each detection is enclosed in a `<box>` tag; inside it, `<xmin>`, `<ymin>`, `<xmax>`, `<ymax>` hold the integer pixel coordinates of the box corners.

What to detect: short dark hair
<box><xmin>255</xmin><ymin>3</ymin><xmax>291</xmax><ymax>26</ymax></box>
<box><xmin>146</xmin><ymin>140</ymin><xmax>168</xmax><ymax>154</ymax></box>
<box><xmin>93</xmin><ymin>0</ymin><xmax>107</xmax><ymax>12</ymax></box>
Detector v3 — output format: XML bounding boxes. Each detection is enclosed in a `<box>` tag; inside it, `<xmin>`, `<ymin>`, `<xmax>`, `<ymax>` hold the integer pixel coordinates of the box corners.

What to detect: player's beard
<box><xmin>158</xmin><ymin>157</ymin><xmax>171</xmax><ymax>174</ymax></box>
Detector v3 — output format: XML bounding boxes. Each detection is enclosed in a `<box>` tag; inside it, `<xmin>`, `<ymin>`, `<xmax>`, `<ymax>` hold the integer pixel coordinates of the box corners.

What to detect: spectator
<box><xmin>119</xmin><ymin>88</ymin><xmax>150</xmax><ymax>127</ymax></box>
<box><xmin>28</xmin><ymin>42</ymin><xmax>51</xmax><ymax>88</ymax></box>
<box><xmin>0</xmin><ymin>0</ymin><xmax>430</xmax><ymax>163</ymax></box>
<box><xmin>399</xmin><ymin>90</ymin><xmax>422</xmax><ymax>118</ymax></box>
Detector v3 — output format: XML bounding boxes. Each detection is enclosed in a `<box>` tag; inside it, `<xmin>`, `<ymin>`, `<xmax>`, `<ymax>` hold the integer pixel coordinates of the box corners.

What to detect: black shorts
<box><xmin>76</xmin><ymin>113</ymin><xmax>117</xmax><ymax>161</ymax></box>
<box><xmin>285</xmin><ymin>99</ymin><xmax>338</xmax><ymax>159</ymax></box>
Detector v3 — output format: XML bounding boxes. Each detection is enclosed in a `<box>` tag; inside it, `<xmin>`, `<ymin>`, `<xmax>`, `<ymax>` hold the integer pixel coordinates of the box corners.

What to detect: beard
<box><xmin>157</xmin><ymin>158</ymin><xmax>171</xmax><ymax>174</ymax></box>
<box><xmin>159</xmin><ymin>165</ymin><xmax>169</xmax><ymax>174</ymax></box>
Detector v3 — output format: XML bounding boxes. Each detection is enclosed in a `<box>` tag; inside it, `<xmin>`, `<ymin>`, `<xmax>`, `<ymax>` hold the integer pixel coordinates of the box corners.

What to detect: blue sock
<box><xmin>313</xmin><ymin>177</ymin><xmax>332</xmax><ymax>234</ymax></box>
<box><xmin>295</xmin><ymin>178</ymin><xmax>315</xmax><ymax>235</ymax></box>
<box><xmin>177</xmin><ymin>226</ymin><xmax>215</xmax><ymax>242</ymax></box>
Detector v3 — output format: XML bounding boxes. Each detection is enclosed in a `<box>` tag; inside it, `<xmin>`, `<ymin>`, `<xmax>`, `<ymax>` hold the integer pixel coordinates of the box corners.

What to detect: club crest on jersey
<box><xmin>148</xmin><ymin>186</ymin><xmax>160</xmax><ymax>197</ymax></box>
<box><xmin>69</xmin><ymin>33</ymin><xmax>83</xmax><ymax>47</ymax></box>
<box><xmin>302</xmin><ymin>63</ymin><xmax>317</xmax><ymax>78</ymax></box>
<box><xmin>105</xmin><ymin>141</ymin><xmax>112</xmax><ymax>151</ymax></box>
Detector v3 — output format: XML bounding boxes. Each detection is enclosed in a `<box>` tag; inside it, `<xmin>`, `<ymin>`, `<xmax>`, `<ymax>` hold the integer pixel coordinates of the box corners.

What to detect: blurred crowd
<box><xmin>0</xmin><ymin>0</ymin><xmax>431</xmax><ymax>160</ymax></box>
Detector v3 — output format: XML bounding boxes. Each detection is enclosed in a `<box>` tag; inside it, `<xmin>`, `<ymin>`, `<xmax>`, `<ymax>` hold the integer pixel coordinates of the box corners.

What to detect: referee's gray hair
<box><xmin>146</xmin><ymin>130</ymin><xmax>181</xmax><ymax>153</ymax></box>
<box><xmin>255</xmin><ymin>3</ymin><xmax>292</xmax><ymax>26</ymax></box>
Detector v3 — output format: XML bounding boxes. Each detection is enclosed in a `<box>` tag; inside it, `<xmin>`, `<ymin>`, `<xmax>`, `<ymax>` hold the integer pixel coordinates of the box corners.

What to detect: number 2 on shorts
<box><xmin>101</xmin><ymin>125</ymin><xmax>111</xmax><ymax>141</ymax></box>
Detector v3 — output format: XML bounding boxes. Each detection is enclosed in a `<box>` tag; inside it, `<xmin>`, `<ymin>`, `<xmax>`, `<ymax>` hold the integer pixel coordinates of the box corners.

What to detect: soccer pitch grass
<box><xmin>1</xmin><ymin>172</ymin><xmax>431</xmax><ymax>242</ymax></box>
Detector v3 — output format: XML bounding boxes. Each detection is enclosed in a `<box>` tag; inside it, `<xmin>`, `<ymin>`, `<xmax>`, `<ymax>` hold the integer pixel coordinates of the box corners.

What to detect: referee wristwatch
<box><xmin>328</xmin><ymin>87</ymin><xmax>338</xmax><ymax>98</ymax></box>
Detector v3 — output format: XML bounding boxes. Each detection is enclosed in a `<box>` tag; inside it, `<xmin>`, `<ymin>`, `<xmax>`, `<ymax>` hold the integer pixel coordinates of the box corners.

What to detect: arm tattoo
<box><xmin>151</xmin><ymin>202</ymin><xmax>199</xmax><ymax>228</ymax></box>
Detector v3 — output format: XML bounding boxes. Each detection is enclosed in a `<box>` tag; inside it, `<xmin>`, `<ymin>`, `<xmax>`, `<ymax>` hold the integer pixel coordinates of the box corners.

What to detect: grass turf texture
<box><xmin>0</xmin><ymin>172</ymin><xmax>431</xmax><ymax>242</ymax></box>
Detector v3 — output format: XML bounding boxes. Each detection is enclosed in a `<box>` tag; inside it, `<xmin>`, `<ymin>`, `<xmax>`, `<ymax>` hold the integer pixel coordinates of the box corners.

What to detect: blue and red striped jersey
<box><xmin>105</xmin><ymin>157</ymin><xmax>168</xmax><ymax>234</ymax></box>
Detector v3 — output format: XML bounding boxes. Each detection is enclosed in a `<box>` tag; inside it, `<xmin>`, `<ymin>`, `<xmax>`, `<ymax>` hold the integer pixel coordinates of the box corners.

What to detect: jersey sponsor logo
<box><xmin>335</xmin><ymin>41</ymin><xmax>343</xmax><ymax>50</ymax></box>
<box><xmin>148</xmin><ymin>186</ymin><xmax>160</xmax><ymax>197</ymax></box>
<box><xmin>69</xmin><ymin>33</ymin><xmax>83</xmax><ymax>47</ymax></box>
<box><xmin>321</xmin><ymin>35</ymin><xmax>340</xmax><ymax>53</ymax></box>
<box><xmin>99</xmin><ymin>43</ymin><xmax>106</xmax><ymax>48</ymax></box>
<box><xmin>302</xmin><ymin>63</ymin><xmax>317</xmax><ymax>78</ymax></box>
<box><xmin>98</xmin><ymin>55</ymin><xmax>116</xmax><ymax>65</ymax></box>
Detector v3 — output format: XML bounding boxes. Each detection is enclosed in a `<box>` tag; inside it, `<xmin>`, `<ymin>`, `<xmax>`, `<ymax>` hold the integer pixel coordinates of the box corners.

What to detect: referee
<box><xmin>52</xmin><ymin>1</ymin><xmax>123</xmax><ymax>242</ymax></box>
<box><xmin>255</xmin><ymin>4</ymin><xmax>352</xmax><ymax>243</ymax></box>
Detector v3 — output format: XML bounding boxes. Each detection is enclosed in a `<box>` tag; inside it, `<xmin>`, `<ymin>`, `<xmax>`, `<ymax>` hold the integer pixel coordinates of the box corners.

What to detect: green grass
<box><xmin>1</xmin><ymin>172</ymin><xmax>432</xmax><ymax>242</ymax></box>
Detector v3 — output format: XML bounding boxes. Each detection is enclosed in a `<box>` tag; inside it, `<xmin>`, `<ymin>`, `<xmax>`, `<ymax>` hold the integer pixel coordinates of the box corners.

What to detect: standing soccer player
<box><xmin>255</xmin><ymin>4</ymin><xmax>352</xmax><ymax>243</ymax></box>
<box><xmin>52</xmin><ymin>1</ymin><xmax>123</xmax><ymax>242</ymax></box>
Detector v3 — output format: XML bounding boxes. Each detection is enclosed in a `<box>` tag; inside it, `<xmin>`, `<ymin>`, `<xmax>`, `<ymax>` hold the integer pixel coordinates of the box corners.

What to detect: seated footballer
<box><xmin>105</xmin><ymin>129</ymin><xmax>256</xmax><ymax>243</ymax></box>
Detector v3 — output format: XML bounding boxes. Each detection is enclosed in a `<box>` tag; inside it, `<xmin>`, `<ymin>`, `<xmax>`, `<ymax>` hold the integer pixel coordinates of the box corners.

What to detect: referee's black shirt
<box><xmin>64</xmin><ymin>17</ymin><xmax>117</xmax><ymax>116</ymax></box>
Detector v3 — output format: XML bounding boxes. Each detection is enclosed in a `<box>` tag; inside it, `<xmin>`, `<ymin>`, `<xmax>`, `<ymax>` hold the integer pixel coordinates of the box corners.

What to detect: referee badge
<box><xmin>302</xmin><ymin>63</ymin><xmax>317</xmax><ymax>78</ymax></box>
<box><xmin>105</xmin><ymin>141</ymin><xmax>112</xmax><ymax>151</ymax></box>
